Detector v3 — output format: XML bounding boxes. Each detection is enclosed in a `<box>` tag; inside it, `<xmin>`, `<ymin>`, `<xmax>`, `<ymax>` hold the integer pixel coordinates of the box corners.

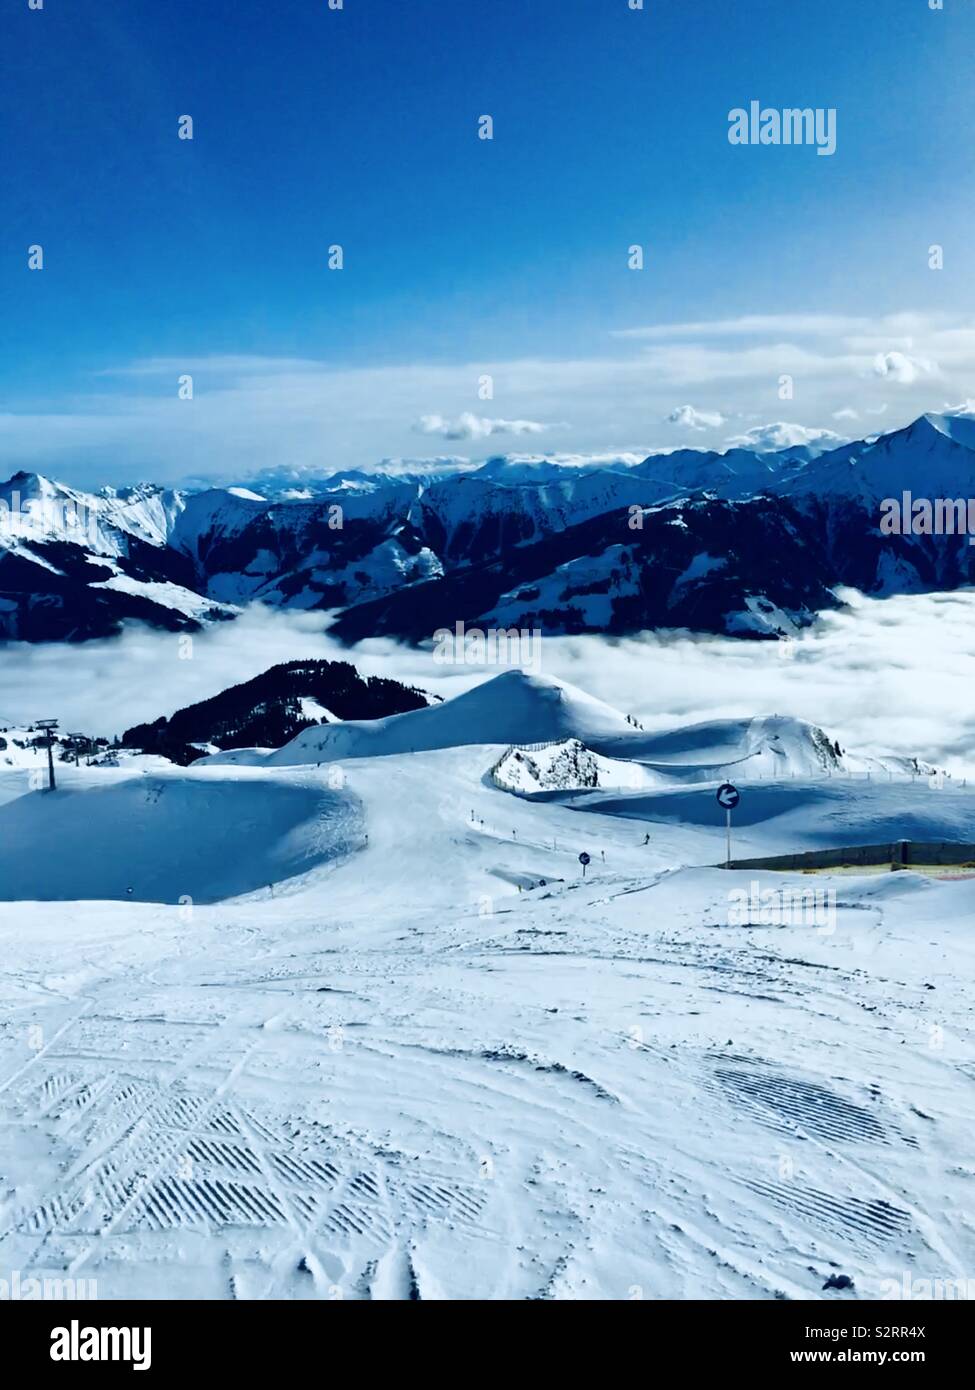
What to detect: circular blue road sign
<box><xmin>716</xmin><ymin>783</ymin><xmax>740</xmax><ymax>810</ymax></box>
<box><xmin>578</xmin><ymin>851</ymin><xmax>591</xmax><ymax>865</ymax></box>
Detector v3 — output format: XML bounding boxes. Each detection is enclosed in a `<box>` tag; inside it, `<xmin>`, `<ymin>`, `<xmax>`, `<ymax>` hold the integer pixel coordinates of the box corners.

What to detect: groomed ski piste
<box><xmin>1</xmin><ymin>671</ymin><xmax>974</xmax><ymax>1301</ymax></box>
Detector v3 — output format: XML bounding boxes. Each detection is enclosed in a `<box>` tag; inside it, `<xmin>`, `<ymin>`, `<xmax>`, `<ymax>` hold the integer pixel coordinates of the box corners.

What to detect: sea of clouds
<box><xmin>1</xmin><ymin>588</ymin><xmax>972</xmax><ymax>773</ymax></box>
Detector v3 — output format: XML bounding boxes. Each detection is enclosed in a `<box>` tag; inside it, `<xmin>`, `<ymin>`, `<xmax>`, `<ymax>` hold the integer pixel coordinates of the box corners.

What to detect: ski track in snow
<box><xmin>1</xmin><ymin>717</ymin><xmax>975</xmax><ymax>1300</ymax></box>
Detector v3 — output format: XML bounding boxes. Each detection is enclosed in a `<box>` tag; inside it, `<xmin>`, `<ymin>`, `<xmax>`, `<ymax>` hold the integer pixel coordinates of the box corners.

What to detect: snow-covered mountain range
<box><xmin>3</xmin><ymin>412</ymin><xmax>974</xmax><ymax>643</ymax></box>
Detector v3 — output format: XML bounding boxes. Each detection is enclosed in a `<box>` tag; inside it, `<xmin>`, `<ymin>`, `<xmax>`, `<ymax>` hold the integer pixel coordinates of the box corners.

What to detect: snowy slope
<box><xmin>2</xmin><ymin>720</ymin><xmax>975</xmax><ymax>1300</ymax></box>
<box><xmin>0</xmin><ymin>473</ymin><xmax>228</xmax><ymax>641</ymax></box>
<box><xmin>588</xmin><ymin>713</ymin><xmax>937</xmax><ymax>784</ymax></box>
<box><xmin>87</xmin><ymin>569</ymin><xmax>238</xmax><ymax>622</ymax></box>
<box><xmin>593</xmin><ymin>714</ymin><xmax>839</xmax><ymax>780</ymax></box>
<box><xmin>0</xmin><ymin>764</ymin><xmax>361</xmax><ymax>903</ymax></box>
<box><xmin>261</xmin><ymin>670</ymin><xmax>633</xmax><ymax>765</ymax></box>
<box><xmin>262</xmin><ymin>683</ymin><xmax>929</xmax><ymax>788</ymax></box>
<box><xmin>777</xmin><ymin>413</ymin><xmax>975</xmax><ymax>507</ymax></box>
<box><xmin>0</xmin><ymin>727</ymin><xmax>51</xmax><ymax>774</ymax></box>
<box><xmin>0</xmin><ymin>472</ymin><xmax>185</xmax><ymax>557</ymax></box>
<box><xmin>557</xmin><ymin>778</ymin><xmax>975</xmax><ymax>865</ymax></box>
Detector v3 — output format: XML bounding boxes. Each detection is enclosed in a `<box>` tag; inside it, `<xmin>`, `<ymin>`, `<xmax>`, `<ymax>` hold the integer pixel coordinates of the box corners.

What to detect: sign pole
<box><xmin>715</xmin><ymin>783</ymin><xmax>740</xmax><ymax>868</ymax></box>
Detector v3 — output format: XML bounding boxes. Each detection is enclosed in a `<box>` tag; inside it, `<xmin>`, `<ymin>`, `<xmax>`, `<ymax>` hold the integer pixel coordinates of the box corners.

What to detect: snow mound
<box><xmin>196</xmin><ymin>746</ymin><xmax>275</xmax><ymax>767</ymax></box>
<box><xmin>591</xmin><ymin>715</ymin><xmax>846</xmax><ymax>782</ymax></box>
<box><xmin>492</xmin><ymin>738</ymin><xmax>654</xmax><ymax>794</ymax></box>
<box><xmin>265</xmin><ymin>670</ymin><xmax>633</xmax><ymax>765</ymax></box>
<box><xmin>0</xmin><ymin>769</ymin><xmax>360</xmax><ymax>903</ymax></box>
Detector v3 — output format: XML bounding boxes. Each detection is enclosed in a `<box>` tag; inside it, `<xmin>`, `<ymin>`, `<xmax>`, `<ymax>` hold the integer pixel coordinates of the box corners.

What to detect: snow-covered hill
<box><xmin>238</xmin><ymin>677</ymin><xmax>936</xmax><ymax>789</ymax></box>
<box><xmin>0</xmin><ymin>765</ymin><xmax>361</xmax><ymax>902</ymax></box>
<box><xmin>257</xmin><ymin>671</ymin><xmax>633</xmax><ymax>765</ymax></box>
<box><xmin>122</xmin><ymin>659</ymin><xmax>436</xmax><ymax>761</ymax></box>
<box><xmin>591</xmin><ymin>713</ymin><xmax>937</xmax><ymax>784</ymax></box>
<box><xmin>491</xmin><ymin>738</ymin><xmax>654</xmax><ymax>793</ymax></box>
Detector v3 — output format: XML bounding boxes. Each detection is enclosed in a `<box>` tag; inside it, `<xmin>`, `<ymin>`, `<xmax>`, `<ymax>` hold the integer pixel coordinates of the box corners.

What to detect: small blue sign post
<box><xmin>579</xmin><ymin>851</ymin><xmax>591</xmax><ymax>878</ymax></box>
<box><xmin>716</xmin><ymin>783</ymin><xmax>740</xmax><ymax>867</ymax></box>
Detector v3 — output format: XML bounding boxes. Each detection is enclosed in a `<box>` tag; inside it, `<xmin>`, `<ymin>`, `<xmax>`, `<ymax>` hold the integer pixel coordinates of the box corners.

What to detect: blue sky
<box><xmin>4</xmin><ymin>0</ymin><xmax>974</xmax><ymax>483</ymax></box>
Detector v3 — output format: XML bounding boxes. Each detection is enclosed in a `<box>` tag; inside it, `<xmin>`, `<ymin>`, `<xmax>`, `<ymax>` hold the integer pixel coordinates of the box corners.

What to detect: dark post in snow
<box><xmin>36</xmin><ymin>718</ymin><xmax>59</xmax><ymax>792</ymax></box>
<box><xmin>579</xmin><ymin>850</ymin><xmax>591</xmax><ymax>878</ymax></box>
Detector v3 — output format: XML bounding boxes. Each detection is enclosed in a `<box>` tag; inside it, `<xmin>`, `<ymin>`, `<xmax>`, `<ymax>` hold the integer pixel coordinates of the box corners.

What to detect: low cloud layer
<box><xmin>2</xmin><ymin>590</ymin><xmax>974</xmax><ymax>775</ymax></box>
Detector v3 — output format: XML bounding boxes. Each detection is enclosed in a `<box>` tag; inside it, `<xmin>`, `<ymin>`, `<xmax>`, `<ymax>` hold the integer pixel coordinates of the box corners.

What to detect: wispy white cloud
<box><xmin>95</xmin><ymin>356</ymin><xmax>325</xmax><ymax>379</ymax></box>
<box><xmin>413</xmin><ymin>412</ymin><xmax>551</xmax><ymax>441</ymax></box>
<box><xmin>873</xmin><ymin>350</ymin><xmax>937</xmax><ymax>385</ymax></box>
<box><xmin>666</xmin><ymin>405</ymin><xmax>726</xmax><ymax>431</ymax></box>
<box><xmin>613</xmin><ymin>313</ymin><xmax>877</xmax><ymax>340</ymax></box>
<box><xmin>4</xmin><ymin>310</ymin><xmax>975</xmax><ymax>487</ymax></box>
<box><xmin>613</xmin><ymin>312</ymin><xmax>954</xmax><ymax>342</ymax></box>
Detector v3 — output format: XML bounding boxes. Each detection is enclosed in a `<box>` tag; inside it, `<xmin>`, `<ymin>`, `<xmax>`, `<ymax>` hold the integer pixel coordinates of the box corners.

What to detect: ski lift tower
<box><xmin>67</xmin><ymin>732</ymin><xmax>90</xmax><ymax>765</ymax></box>
<box><xmin>36</xmin><ymin>719</ymin><xmax>59</xmax><ymax>791</ymax></box>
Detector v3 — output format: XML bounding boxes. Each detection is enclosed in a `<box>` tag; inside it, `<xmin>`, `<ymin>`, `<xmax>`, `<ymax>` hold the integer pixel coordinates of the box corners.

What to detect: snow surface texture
<box><xmin>1</xmin><ymin>672</ymin><xmax>974</xmax><ymax>1300</ymax></box>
